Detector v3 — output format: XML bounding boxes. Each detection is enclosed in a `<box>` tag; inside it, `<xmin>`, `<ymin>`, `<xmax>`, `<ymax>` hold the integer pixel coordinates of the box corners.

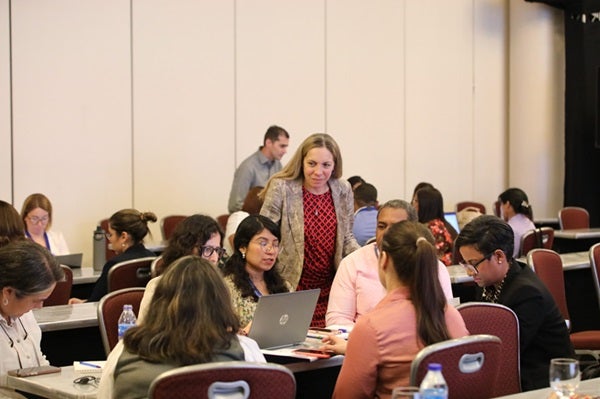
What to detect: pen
<box><xmin>80</xmin><ymin>362</ymin><xmax>101</xmax><ymax>369</ymax></box>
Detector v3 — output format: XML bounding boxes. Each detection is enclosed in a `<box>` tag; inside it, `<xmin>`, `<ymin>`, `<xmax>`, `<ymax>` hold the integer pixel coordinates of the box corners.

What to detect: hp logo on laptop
<box><xmin>279</xmin><ymin>314</ymin><xmax>289</xmax><ymax>325</ymax></box>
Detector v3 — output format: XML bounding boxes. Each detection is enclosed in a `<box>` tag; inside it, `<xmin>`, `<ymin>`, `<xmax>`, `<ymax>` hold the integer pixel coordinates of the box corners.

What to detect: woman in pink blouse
<box><xmin>323</xmin><ymin>221</ymin><xmax>468</xmax><ymax>399</ymax></box>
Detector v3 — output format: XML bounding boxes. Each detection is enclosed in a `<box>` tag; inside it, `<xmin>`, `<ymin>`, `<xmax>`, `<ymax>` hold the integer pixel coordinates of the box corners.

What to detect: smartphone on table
<box><xmin>7</xmin><ymin>365</ymin><xmax>61</xmax><ymax>377</ymax></box>
<box><xmin>292</xmin><ymin>348</ymin><xmax>335</xmax><ymax>359</ymax></box>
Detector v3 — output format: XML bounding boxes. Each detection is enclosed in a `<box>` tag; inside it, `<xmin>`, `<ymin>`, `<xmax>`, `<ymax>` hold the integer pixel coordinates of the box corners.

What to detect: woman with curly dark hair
<box><xmin>222</xmin><ymin>215</ymin><xmax>291</xmax><ymax>334</ymax></box>
<box><xmin>137</xmin><ymin>214</ymin><xmax>224</xmax><ymax>324</ymax></box>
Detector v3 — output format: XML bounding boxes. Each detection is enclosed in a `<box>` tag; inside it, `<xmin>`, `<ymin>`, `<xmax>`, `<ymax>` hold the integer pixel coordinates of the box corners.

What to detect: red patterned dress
<box><xmin>427</xmin><ymin>218</ymin><xmax>453</xmax><ymax>266</ymax></box>
<box><xmin>298</xmin><ymin>187</ymin><xmax>337</xmax><ymax>327</ymax></box>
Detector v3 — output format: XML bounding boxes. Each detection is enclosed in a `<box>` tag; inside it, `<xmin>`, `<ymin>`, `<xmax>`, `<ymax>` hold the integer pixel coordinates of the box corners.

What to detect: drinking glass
<box><xmin>549</xmin><ymin>358</ymin><xmax>580</xmax><ymax>398</ymax></box>
<box><xmin>391</xmin><ymin>386</ymin><xmax>420</xmax><ymax>399</ymax></box>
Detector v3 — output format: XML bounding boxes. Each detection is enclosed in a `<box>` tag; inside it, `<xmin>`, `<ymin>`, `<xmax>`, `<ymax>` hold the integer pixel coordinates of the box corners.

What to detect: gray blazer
<box><xmin>260</xmin><ymin>177</ymin><xmax>360</xmax><ymax>288</ymax></box>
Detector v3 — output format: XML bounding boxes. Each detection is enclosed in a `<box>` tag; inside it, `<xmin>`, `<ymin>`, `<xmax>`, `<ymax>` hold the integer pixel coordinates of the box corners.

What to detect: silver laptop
<box><xmin>54</xmin><ymin>253</ymin><xmax>83</xmax><ymax>268</ymax></box>
<box><xmin>248</xmin><ymin>289</ymin><xmax>320</xmax><ymax>349</ymax></box>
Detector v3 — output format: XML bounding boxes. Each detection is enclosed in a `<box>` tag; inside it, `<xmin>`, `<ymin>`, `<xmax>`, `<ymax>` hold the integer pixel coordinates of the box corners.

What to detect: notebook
<box><xmin>444</xmin><ymin>212</ymin><xmax>460</xmax><ymax>233</ymax></box>
<box><xmin>248</xmin><ymin>289</ymin><xmax>320</xmax><ymax>350</ymax></box>
<box><xmin>55</xmin><ymin>253</ymin><xmax>83</xmax><ymax>268</ymax></box>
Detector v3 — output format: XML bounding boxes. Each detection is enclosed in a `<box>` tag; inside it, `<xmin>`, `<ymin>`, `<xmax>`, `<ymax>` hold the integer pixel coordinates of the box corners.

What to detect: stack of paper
<box><xmin>73</xmin><ymin>361</ymin><xmax>106</xmax><ymax>374</ymax></box>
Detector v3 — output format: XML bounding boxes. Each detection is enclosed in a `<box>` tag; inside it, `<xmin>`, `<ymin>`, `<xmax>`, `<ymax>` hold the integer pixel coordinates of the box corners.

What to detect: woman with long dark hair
<box><xmin>222</xmin><ymin>215</ymin><xmax>290</xmax><ymax>333</ymax></box>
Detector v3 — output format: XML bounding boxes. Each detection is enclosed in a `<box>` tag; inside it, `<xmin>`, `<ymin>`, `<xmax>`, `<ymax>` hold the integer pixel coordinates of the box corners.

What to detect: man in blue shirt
<box><xmin>352</xmin><ymin>182</ymin><xmax>378</xmax><ymax>246</ymax></box>
<box><xmin>228</xmin><ymin>125</ymin><xmax>290</xmax><ymax>213</ymax></box>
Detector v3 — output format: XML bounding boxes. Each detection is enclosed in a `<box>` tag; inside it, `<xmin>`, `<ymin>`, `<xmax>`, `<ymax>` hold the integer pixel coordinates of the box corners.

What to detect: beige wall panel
<box><xmin>326</xmin><ymin>0</ymin><xmax>405</xmax><ymax>203</ymax></box>
<box><xmin>0</xmin><ymin>0</ymin><xmax>11</xmax><ymax>201</ymax></box>
<box><xmin>509</xmin><ymin>1</ymin><xmax>564</xmax><ymax>219</ymax></box>
<box><xmin>235</xmin><ymin>0</ymin><xmax>325</xmax><ymax>165</ymax></box>
<box><xmin>472</xmin><ymin>0</ymin><xmax>508</xmax><ymax>212</ymax></box>
<box><xmin>404</xmin><ymin>0</ymin><xmax>475</xmax><ymax>211</ymax></box>
<box><xmin>132</xmin><ymin>0</ymin><xmax>235</xmax><ymax>240</ymax></box>
<box><xmin>11</xmin><ymin>0</ymin><xmax>131</xmax><ymax>264</ymax></box>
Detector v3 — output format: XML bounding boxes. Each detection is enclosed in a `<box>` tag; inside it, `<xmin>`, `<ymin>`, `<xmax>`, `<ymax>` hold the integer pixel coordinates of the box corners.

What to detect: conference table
<box><xmin>5</xmin><ymin>358</ymin><xmax>342</xmax><ymax>399</ymax></box>
<box><xmin>493</xmin><ymin>376</ymin><xmax>600</xmax><ymax>398</ymax></box>
<box><xmin>553</xmin><ymin>227</ymin><xmax>600</xmax><ymax>253</ymax></box>
<box><xmin>30</xmin><ymin>303</ymin><xmax>341</xmax><ymax>399</ymax></box>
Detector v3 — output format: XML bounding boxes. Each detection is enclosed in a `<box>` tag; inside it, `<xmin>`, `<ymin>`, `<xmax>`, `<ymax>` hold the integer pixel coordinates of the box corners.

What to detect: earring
<box><xmin>2</xmin><ymin>298</ymin><xmax>7</xmax><ymax>306</ymax></box>
<box><xmin>241</xmin><ymin>252</ymin><xmax>246</xmax><ymax>259</ymax></box>
<box><xmin>121</xmin><ymin>243</ymin><xmax>125</xmax><ymax>248</ymax></box>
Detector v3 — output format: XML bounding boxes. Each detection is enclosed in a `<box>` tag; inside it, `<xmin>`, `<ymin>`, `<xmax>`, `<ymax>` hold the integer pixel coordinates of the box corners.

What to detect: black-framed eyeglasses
<box><xmin>0</xmin><ymin>318</ymin><xmax>30</xmax><ymax>368</ymax></box>
<box><xmin>459</xmin><ymin>251</ymin><xmax>495</xmax><ymax>275</ymax></box>
<box><xmin>200</xmin><ymin>245</ymin><xmax>226</xmax><ymax>258</ymax></box>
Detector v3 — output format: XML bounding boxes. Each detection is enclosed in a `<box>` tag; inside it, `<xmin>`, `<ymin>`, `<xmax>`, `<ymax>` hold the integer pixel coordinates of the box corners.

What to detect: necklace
<box><xmin>481</xmin><ymin>278</ymin><xmax>506</xmax><ymax>303</ymax></box>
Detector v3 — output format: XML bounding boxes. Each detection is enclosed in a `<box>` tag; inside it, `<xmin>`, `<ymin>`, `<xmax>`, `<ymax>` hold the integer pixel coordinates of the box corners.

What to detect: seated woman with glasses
<box><xmin>222</xmin><ymin>215</ymin><xmax>291</xmax><ymax>335</ymax></box>
<box><xmin>20</xmin><ymin>193</ymin><xmax>70</xmax><ymax>255</ymax></box>
<box><xmin>69</xmin><ymin>209</ymin><xmax>157</xmax><ymax>304</ymax></box>
<box><xmin>0</xmin><ymin>241</ymin><xmax>64</xmax><ymax>398</ymax></box>
<box><xmin>137</xmin><ymin>214</ymin><xmax>225</xmax><ymax>324</ymax></box>
<box><xmin>97</xmin><ymin>255</ymin><xmax>265</xmax><ymax>399</ymax></box>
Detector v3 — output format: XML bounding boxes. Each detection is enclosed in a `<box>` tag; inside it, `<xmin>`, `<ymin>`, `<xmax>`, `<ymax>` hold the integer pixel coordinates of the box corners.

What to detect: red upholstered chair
<box><xmin>409</xmin><ymin>334</ymin><xmax>502</xmax><ymax>399</ymax></box>
<box><xmin>43</xmin><ymin>265</ymin><xmax>73</xmax><ymax>306</ymax></box>
<box><xmin>519</xmin><ymin>227</ymin><xmax>555</xmax><ymax>257</ymax></box>
<box><xmin>558</xmin><ymin>206</ymin><xmax>590</xmax><ymax>230</ymax></box>
<box><xmin>216</xmin><ymin>214</ymin><xmax>230</xmax><ymax>232</ymax></box>
<box><xmin>97</xmin><ymin>287</ymin><xmax>145</xmax><ymax>355</ymax></box>
<box><xmin>107</xmin><ymin>256</ymin><xmax>156</xmax><ymax>293</ymax></box>
<box><xmin>456</xmin><ymin>201</ymin><xmax>486</xmax><ymax>215</ymax></box>
<box><xmin>148</xmin><ymin>361</ymin><xmax>296</xmax><ymax>399</ymax></box>
<box><xmin>527</xmin><ymin>249</ymin><xmax>600</xmax><ymax>359</ymax></box>
<box><xmin>100</xmin><ymin>218</ymin><xmax>117</xmax><ymax>263</ymax></box>
<box><xmin>456</xmin><ymin>302</ymin><xmax>521</xmax><ymax>396</ymax></box>
<box><xmin>590</xmin><ymin>243</ymin><xmax>600</xmax><ymax>311</ymax></box>
<box><xmin>493</xmin><ymin>200</ymin><xmax>501</xmax><ymax>217</ymax></box>
<box><xmin>160</xmin><ymin>215</ymin><xmax>187</xmax><ymax>241</ymax></box>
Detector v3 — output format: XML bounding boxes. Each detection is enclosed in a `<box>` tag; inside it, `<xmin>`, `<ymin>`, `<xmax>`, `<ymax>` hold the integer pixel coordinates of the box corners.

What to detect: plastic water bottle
<box><xmin>419</xmin><ymin>363</ymin><xmax>448</xmax><ymax>399</ymax></box>
<box><xmin>117</xmin><ymin>304</ymin><xmax>137</xmax><ymax>340</ymax></box>
<box><xmin>93</xmin><ymin>225</ymin><xmax>106</xmax><ymax>271</ymax></box>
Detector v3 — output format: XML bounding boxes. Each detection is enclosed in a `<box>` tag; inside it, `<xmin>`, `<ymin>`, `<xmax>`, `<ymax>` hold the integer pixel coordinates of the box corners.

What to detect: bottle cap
<box><xmin>427</xmin><ymin>363</ymin><xmax>442</xmax><ymax>371</ymax></box>
<box><xmin>123</xmin><ymin>304</ymin><xmax>133</xmax><ymax>310</ymax></box>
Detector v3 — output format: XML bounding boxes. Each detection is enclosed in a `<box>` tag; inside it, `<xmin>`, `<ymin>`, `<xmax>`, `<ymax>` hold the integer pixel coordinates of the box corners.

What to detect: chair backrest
<box><xmin>242</xmin><ymin>186</ymin><xmax>265</xmax><ymax>214</ymax></box>
<box><xmin>107</xmin><ymin>256</ymin><xmax>156</xmax><ymax>293</ymax></box>
<box><xmin>409</xmin><ymin>334</ymin><xmax>502</xmax><ymax>399</ymax></box>
<box><xmin>456</xmin><ymin>303</ymin><xmax>521</xmax><ymax>396</ymax></box>
<box><xmin>493</xmin><ymin>200</ymin><xmax>501</xmax><ymax>217</ymax></box>
<box><xmin>100</xmin><ymin>218</ymin><xmax>117</xmax><ymax>263</ymax></box>
<box><xmin>43</xmin><ymin>265</ymin><xmax>73</xmax><ymax>306</ymax></box>
<box><xmin>558</xmin><ymin>206</ymin><xmax>590</xmax><ymax>230</ymax></box>
<box><xmin>97</xmin><ymin>287</ymin><xmax>145</xmax><ymax>355</ymax></box>
<box><xmin>519</xmin><ymin>227</ymin><xmax>555</xmax><ymax>257</ymax></box>
<box><xmin>216</xmin><ymin>214</ymin><xmax>230</xmax><ymax>232</ymax></box>
<box><xmin>526</xmin><ymin>249</ymin><xmax>571</xmax><ymax>326</ymax></box>
<box><xmin>148</xmin><ymin>361</ymin><xmax>296</xmax><ymax>399</ymax></box>
<box><xmin>456</xmin><ymin>201</ymin><xmax>486</xmax><ymax>215</ymax></box>
<box><xmin>160</xmin><ymin>215</ymin><xmax>187</xmax><ymax>241</ymax></box>
<box><xmin>589</xmin><ymin>243</ymin><xmax>600</xmax><ymax>311</ymax></box>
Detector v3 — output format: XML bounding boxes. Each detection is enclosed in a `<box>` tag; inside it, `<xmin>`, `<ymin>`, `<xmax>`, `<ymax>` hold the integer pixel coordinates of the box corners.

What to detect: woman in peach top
<box><xmin>323</xmin><ymin>221</ymin><xmax>468</xmax><ymax>399</ymax></box>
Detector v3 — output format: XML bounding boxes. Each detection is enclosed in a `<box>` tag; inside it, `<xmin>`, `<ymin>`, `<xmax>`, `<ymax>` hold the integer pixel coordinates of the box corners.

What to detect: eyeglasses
<box><xmin>251</xmin><ymin>239</ymin><xmax>280</xmax><ymax>252</ymax></box>
<box><xmin>28</xmin><ymin>215</ymin><xmax>49</xmax><ymax>224</ymax></box>
<box><xmin>200</xmin><ymin>245</ymin><xmax>226</xmax><ymax>258</ymax></box>
<box><xmin>104</xmin><ymin>232</ymin><xmax>112</xmax><ymax>240</ymax></box>
<box><xmin>459</xmin><ymin>251</ymin><xmax>496</xmax><ymax>275</ymax></box>
<box><xmin>0</xmin><ymin>318</ymin><xmax>30</xmax><ymax>368</ymax></box>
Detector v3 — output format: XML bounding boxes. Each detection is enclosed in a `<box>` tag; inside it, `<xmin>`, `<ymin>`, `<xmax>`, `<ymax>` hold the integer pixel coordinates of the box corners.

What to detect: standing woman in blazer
<box><xmin>260</xmin><ymin>133</ymin><xmax>360</xmax><ymax>327</ymax></box>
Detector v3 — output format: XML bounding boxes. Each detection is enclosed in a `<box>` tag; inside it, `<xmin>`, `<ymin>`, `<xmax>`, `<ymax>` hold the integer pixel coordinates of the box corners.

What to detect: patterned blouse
<box><xmin>298</xmin><ymin>187</ymin><xmax>337</xmax><ymax>328</ymax></box>
<box><xmin>223</xmin><ymin>275</ymin><xmax>293</xmax><ymax>328</ymax></box>
<box><xmin>427</xmin><ymin>218</ymin><xmax>454</xmax><ymax>266</ymax></box>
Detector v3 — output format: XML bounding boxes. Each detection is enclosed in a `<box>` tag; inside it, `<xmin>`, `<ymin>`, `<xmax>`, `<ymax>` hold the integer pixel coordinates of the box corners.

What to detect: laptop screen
<box><xmin>444</xmin><ymin>212</ymin><xmax>460</xmax><ymax>233</ymax></box>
